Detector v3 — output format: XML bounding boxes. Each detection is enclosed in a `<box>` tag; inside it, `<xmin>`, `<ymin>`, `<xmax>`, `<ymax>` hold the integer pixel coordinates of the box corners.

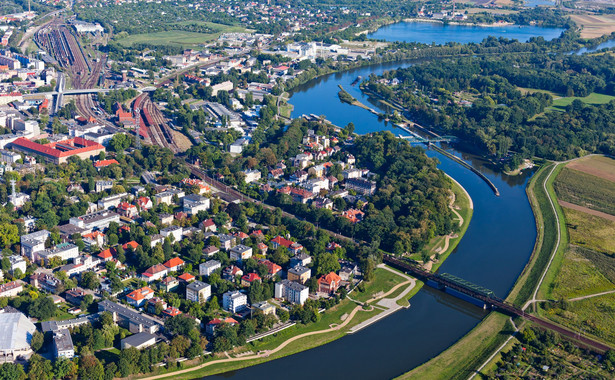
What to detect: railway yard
<box><xmin>33</xmin><ymin>16</ymin><xmax>185</xmax><ymax>151</ymax></box>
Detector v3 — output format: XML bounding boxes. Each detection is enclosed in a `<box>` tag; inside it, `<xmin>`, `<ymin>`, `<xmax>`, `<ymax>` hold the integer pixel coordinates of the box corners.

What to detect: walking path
<box><xmin>568</xmin><ymin>289</ymin><xmax>615</xmax><ymax>302</ymax></box>
<box><xmin>348</xmin><ymin>265</ymin><xmax>416</xmax><ymax>334</ymax></box>
<box><xmin>142</xmin><ymin>265</ymin><xmax>416</xmax><ymax>380</ymax></box>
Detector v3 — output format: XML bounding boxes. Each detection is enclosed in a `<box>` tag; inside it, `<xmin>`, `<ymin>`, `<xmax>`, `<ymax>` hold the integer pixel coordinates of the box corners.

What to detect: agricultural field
<box><xmin>570</xmin><ymin>14</ymin><xmax>615</xmax><ymax>39</ymax></box>
<box><xmin>567</xmin><ymin>155</ymin><xmax>615</xmax><ymax>183</ymax></box>
<box><xmin>553</xmin><ymin>166</ymin><xmax>615</xmax><ymax>216</ymax></box>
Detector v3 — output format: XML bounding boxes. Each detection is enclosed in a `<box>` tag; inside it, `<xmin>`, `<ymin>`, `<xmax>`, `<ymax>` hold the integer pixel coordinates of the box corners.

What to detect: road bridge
<box><xmin>382</xmin><ymin>254</ymin><xmax>613</xmax><ymax>353</ymax></box>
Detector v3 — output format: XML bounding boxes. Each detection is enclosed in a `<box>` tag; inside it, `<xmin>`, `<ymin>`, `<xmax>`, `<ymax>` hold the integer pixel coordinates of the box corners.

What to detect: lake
<box><xmin>367</xmin><ymin>21</ymin><xmax>564</xmax><ymax>45</ymax></box>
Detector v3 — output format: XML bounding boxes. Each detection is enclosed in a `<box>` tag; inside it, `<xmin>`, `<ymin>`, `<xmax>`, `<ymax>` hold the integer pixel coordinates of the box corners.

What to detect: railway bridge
<box><xmin>382</xmin><ymin>254</ymin><xmax>613</xmax><ymax>353</ymax></box>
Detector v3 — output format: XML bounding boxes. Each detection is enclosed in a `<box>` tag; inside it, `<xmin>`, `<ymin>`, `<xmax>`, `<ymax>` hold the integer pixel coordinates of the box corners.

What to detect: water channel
<box><xmin>206</xmin><ymin>24</ymin><xmax>575</xmax><ymax>379</ymax></box>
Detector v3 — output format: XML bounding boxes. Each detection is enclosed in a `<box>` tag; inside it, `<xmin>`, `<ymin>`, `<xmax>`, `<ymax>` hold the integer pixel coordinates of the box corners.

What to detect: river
<box><xmin>207</xmin><ymin>56</ymin><xmax>540</xmax><ymax>379</ymax></box>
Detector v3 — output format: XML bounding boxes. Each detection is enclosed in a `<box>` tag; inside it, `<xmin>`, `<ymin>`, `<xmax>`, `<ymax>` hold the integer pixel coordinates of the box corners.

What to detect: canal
<box><xmin>206</xmin><ymin>24</ymin><xmax>562</xmax><ymax>379</ymax></box>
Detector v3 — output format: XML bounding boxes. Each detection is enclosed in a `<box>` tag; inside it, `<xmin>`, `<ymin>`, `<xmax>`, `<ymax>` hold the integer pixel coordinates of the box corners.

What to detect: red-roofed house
<box><xmin>241</xmin><ymin>273</ymin><xmax>262</xmax><ymax>287</ymax></box>
<box><xmin>82</xmin><ymin>231</ymin><xmax>106</xmax><ymax>248</ymax></box>
<box><xmin>118</xmin><ymin>202</ymin><xmax>138</xmax><ymax>218</ymax></box>
<box><xmin>94</xmin><ymin>159</ymin><xmax>120</xmax><ymax>169</ymax></box>
<box><xmin>342</xmin><ymin>209</ymin><xmax>364</xmax><ymax>224</ymax></box>
<box><xmin>122</xmin><ymin>241</ymin><xmax>139</xmax><ymax>251</ymax></box>
<box><xmin>10</xmin><ymin>137</ymin><xmax>105</xmax><ymax>165</ymax></box>
<box><xmin>200</xmin><ymin>218</ymin><xmax>216</xmax><ymax>232</ymax></box>
<box><xmin>163</xmin><ymin>257</ymin><xmax>185</xmax><ymax>272</ymax></box>
<box><xmin>259</xmin><ymin>259</ymin><xmax>281</xmax><ymax>277</ymax></box>
<box><xmin>206</xmin><ymin>317</ymin><xmax>238</xmax><ymax>335</ymax></box>
<box><xmin>318</xmin><ymin>272</ymin><xmax>341</xmax><ymax>295</ymax></box>
<box><xmin>142</xmin><ymin>264</ymin><xmax>168</xmax><ymax>282</ymax></box>
<box><xmin>126</xmin><ymin>286</ymin><xmax>155</xmax><ymax>307</ymax></box>
<box><xmin>250</xmin><ymin>230</ymin><xmax>265</xmax><ymax>240</ymax></box>
<box><xmin>271</xmin><ymin>236</ymin><xmax>303</xmax><ymax>254</ymax></box>
<box><xmin>257</xmin><ymin>242</ymin><xmax>268</xmax><ymax>255</ymax></box>
<box><xmin>178</xmin><ymin>273</ymin><xmax>195</xmax><ymax>283</ymax></box>
<box><xmin>137</xmin><ymin>196</ymin><xmax>153</xmax><ymax>210</ymax></box>
<box><xmin>98</xmin><ymin>248</ymin><xmax>116</xmax><ymax>262</ymax></box>
<box><xmin>163</xmin><ymin>306</ymin><xmax>182</xmax><ymax>318</ymax></box>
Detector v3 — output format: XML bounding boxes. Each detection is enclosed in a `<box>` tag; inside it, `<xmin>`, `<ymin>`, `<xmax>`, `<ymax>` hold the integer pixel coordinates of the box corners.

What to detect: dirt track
<box><xmin>559</xmin><ymin>200</ymin><xmax>615</xmax><ymax>222</ymax></box>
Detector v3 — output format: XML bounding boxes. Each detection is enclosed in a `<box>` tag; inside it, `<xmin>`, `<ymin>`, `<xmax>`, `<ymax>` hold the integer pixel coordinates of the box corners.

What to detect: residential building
<box><xmin>199</xmin><ymin>260</ymin><xmax>221</xmax><ymax>276</ymax></box>
<box><xmin>205</xmin><ymin>317</ymin><xmax>238</xmax><ymax>335</ymax></box>
<box><xmin>219</xmin><ymin>234</ymin><xmax>235</xmax><ymax>250</ymax></box>
<box><xmin>183</xmin><ymin>194</ymin><xmax>210</xmax><ymax>215</ymax></box>
<box><xmin>271</xmin><ymin>236</ymin><xmax>304</xmax><ymax>255</ymax></box>
<box><xmin>53</xmin><ymin>329</ymin><xmax>74</xmax><ymax>359</ymax></box>
<box><xmin>7</xmin><ymin>255</ymin><xmax>26</xmax><ymax>275</ymax></box>
<box><xmin>158</xmin><ymin>214</ymin><xmax>174</xmax><ymax>226</ymax></box>
<box><xmin>203</xmin><ymin>245</ymin><xmax>219</xmax><ymax>257</ymax></box>
<box><xmin>146</xmin><ymin>297</ymin><xmax>167</xmax><ymax>314</ymax></box>
<box><xmin>0</xmin><ymin>281</ymin><xmax>23</xmax><ymax>298</ymax></box>
<box><xmin>318</xmin><ymin>272</ymin><xmax>342</xmax><ymax>295</ymax></box>
<box><xmin>253</xmin><ymin>301</ymin><xmax>275</xmax><ymax>315</ymax></box>
<box><xmin>154</xmin><ymin>189</ymin><xmax>185</xmax><ymax>205</ymax></box>
<box><xmin>241</xmin><ymin>273</ymin><xmax>261</xmax><ymax>287</ymax></box>
<box><xmin>60</xmin><ymin>255</ymin><xmax>101</xmax><ymax>277</ymax></box>
<box><xmin>229</xmin><ymin>244</ymin><xmax>253</xmax><ymax>261</ymax></box>
<box><xmin>158</xmin><ymin>276</ymin><xmax>178</xmax><ymax>292</ymax></box>
<box><xmin>95</xmin><ymin>180</ymin><xmax>113</xmax><ymax>193</ymax></box>
<box><xmin>141</xmin><ymin>264</ymin><xmax>168</xmax><ymax>283</ymax></box>
<box><xmin>275</xmin><ymin>279</ymin><xmax>309</xmax><ymax>305</ymax></box>
<box><xmin>178</xmin><ymin>273</ymin><xmax>195</xmax><ymax>284</ymax></box>
<box><xmin>186</xmin><ymin>281</ymin><xmax>211</xmax><ymax>303</ymax></box>
<box><xmin>222</xmin><ymin>290</ymin><xmax>248</xmax><ymax>313</ymax></box>
<box><xmin>20</xmin><ymin>229</ymin><xmax>50</xmax><ymax>261</ymax></box>
<box><xmin>290</xmin><ymin>253</ymin><xmax>312</xmax><ymax>268</ymax></box>
<box><xmin>160</xmin><ymin>225</ymin><xmax>183</xmax><ymax>242</ymax></box>
<box><xmin>126</xmin><ymin>287</ymin><xmax>155</xmax><ymax>307</ymax></box>
<box><xmin>117</xmin><ymin>202</ymin><xmax>138</xmax><ymax>218</ymax></box>
<box><xmin>259</xmin><ymin>259</ymin><xmax>281</xmax><ymax>278</ymax></box>
<box><xmin>69</xmin><ymin>210</ymin><xmax>120</xmax><ymax>232</ymax></box>
<box><xmin>243</xmin><ymin>169</ymin><xmax>261</xmax><ymax>184</ymax></box>
<box><xmin>98</xmin><ymin>300</ymin><xmax>163</xmax><ymax>334</ymax></box>
<box><xmin>163</xmin><ymin>257</ymin><xmax>185</xmax><ymax>272</ymax></box>
<box><xmin>345</xmin><ymin>178</ymin><xmax>376</xmax><ymax>196</ymax></box>
<box><xmin>65</xmin><ymin>288</ymin><xmax>86</xmax><ymax>306</ymax></box>
<box><xmin>222</xmin><ymin>266</ymin><xmax>243</xmax><ymax>281</ymax></box>
<box><xmin>37</xmin><ymin>242</ymin><xmax>79</xmax><ymax>264</ymax></box>
<box><xmin>30</xmin><ymin>273</ymin><xmax>62</xmax><ymax>293</ymax></box>
<box><xmin>200</xmin><ymin>218</ymin><xmax>216</xmax><ymax>232</ymax></box>
<box><xmin>288</xmin><ymin>265</ymin><xmax>311</xmax><ymax>284</ymax></box>
<box><xmin>97</xmin><ymin>193</ymin><xmax>128</xmax><ymax>210</ymax></box>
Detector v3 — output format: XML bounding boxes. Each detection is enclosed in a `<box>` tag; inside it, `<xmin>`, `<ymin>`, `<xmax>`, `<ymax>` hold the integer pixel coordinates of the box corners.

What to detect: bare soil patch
<box><xmin>559</xmin><ymin>200</ymin><xmax>615</xmax><ymax>222</ymax></box>
<box><xmin>571</xmin><ymin>14</ymin><xmax>615</xmax><ymax>39</ymax></box>
<box><xmin>567</xmin><ymin>156</ymin><xmax>615</xmax><ymax>183</ymax></box>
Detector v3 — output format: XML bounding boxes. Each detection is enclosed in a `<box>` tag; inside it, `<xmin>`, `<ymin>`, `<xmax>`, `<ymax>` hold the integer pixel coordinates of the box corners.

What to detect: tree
<box><xmin>316</xmin><ymin>252</ymin><xmax>340</xmax><ymax>276</ymax></box>
<box><xmin>165</xmin><ymin>315</ymin><xmax>197</xmax><ymax>336</ymax></box>
<box><xmin>80</xmin><ymin>272</ymin><xmax>100</xmax><ymax>290</ymax></box>
<box><xmin>0</xmin><ymin>223</ymin><xmax>19</xmax><ymax>249</ymax></box>
<box><xmin>109</xmin><ymin>134</ymin><xmax>132</xmax><ymax>152</ymax></box>
<box><xmin>53</xmin><ymin>358</ymin><xmax>76</xmax><ymax>380</ymax></box>
<box><xmin>0</xmin><ymin>363</ymin><xmax>26</xmax><ymax>380</ymax></box>
<box><xmin>26</xmin><ymin>354</ymin><xmax>52</xmax><ymax>380</ymax></box>
<box><xmin>28</xmin><ymin>296</ymin><xmax>57</xmax><ymax>320</ymax></box>
<box><xmin>30</xmin><ymin>331</ymin><xmax>44</xmax><ymax>352</ymax></box>
<box><xmin>79</xmin><ymin>355</ymin><xmax>104</xmax><ymax>380</ymax></box>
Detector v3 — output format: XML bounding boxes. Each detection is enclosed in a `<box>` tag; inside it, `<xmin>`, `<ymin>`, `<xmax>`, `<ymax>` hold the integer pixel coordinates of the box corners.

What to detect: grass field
<box><xmin>563</xmin><ymin>207</ymin><xmax>615</xmax><ymax>255</ymax></box>
<box><xmin>539</xmin><ymin>293</ymin><xmax>615</xmax><ymax>346</ymax></box>
<box><xmin>350</xmin><ymin>267</ymin><xmax>407</xmax><ymax>303</ymax></box>
<box><xmin>117</xmin><ymin>23</ymin><xmax>247</xmax><ymax>47</ymax></box>
<box><xmin>549</xmin><ymin>92</ymin><xmax>615</xmax><ymax>111</ymax></box>
<box><xmin>553</xmin><ymin>166</ymin><xmax>615</xmax><ymax>216</ymax></box>
<box><xmin>550</xmin><ymin>245</ymin><xmax>615</xmax><ymax>300</ymax></box>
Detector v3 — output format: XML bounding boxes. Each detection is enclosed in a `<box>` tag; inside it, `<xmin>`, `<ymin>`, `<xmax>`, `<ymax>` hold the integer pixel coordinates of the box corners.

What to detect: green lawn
<box><xmin>350</xmin><ymin>267</ymin><xmax>407</xmax><ymax>303</ymax></box>
<box><xmin>549</xmin><ymin>92</ymin><xmax>615</xmax><ymax>111</ymax></box>
<box><xmin>116</xmin><ymin>23</ymin><xmax>247</xmax><ymax>47</ymax></box>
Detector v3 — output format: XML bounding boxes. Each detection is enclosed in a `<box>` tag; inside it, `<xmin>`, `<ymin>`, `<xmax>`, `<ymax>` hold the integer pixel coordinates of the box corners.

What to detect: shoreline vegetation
<box><xmin>134</xmin><ymin>179</ymin><xmax>474</xmax><ymax>380</ymax></box>
<box><xmin>402</xmin><ymin>17</ymin><xmax>515</xmax><ymax>28</ymax></box>
<box><xmin>336</xmin><ymin>84</ymin><xmax>376</xmax><ymax>113</ymax></box>
<box><xmin>401</xmin><ymin>162</ymin><xmax>560</xmax><ymax>379</ymax></box>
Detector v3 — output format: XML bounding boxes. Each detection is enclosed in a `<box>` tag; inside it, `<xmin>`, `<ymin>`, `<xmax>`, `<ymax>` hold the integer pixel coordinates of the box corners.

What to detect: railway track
<box><xmin>135</xmin><ymin>94</ymin><xmax>180</xmax><ymax>153</ymax></box>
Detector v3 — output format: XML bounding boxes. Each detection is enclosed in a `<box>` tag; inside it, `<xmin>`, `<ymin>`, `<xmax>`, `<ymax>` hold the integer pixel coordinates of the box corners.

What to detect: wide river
<box><xmin>207</xmin><ymin>23</ymin><xmax>557</xmax><ymax>379</ymax></box>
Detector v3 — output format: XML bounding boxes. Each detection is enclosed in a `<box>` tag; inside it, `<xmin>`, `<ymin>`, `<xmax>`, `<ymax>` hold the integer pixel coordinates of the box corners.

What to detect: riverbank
<box><xmin>133</xmin><ymin>175</ymin><xmax>474</xmax><ymax>380</ymax></box>
<box><xmin>337</xmin><ymin>84</ymin><xmax>377</xmax><ymax>113</ymax></box>
<box><xmin>402</xmin><ymin>18</ymin><xmax>515</xmax><ymax>28</ymax></box>
<box><xmin>399</xmin><ymin>163</ymin><xmax>555</xmax><ymax>379</ymax></box>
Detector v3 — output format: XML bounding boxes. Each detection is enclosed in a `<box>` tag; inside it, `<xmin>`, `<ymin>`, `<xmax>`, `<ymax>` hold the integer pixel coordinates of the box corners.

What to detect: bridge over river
<box><xmin>383</xmin><ymin>254</ymin><xmax>613</xmax><ymax>354</ymax></box>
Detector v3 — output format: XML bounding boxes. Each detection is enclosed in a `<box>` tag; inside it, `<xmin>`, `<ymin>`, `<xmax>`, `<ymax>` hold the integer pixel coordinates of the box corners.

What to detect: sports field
<box><xmin>117</xmin><ymin>23</ymin><xmax>247</xmax><ymax>47</ymax></box>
